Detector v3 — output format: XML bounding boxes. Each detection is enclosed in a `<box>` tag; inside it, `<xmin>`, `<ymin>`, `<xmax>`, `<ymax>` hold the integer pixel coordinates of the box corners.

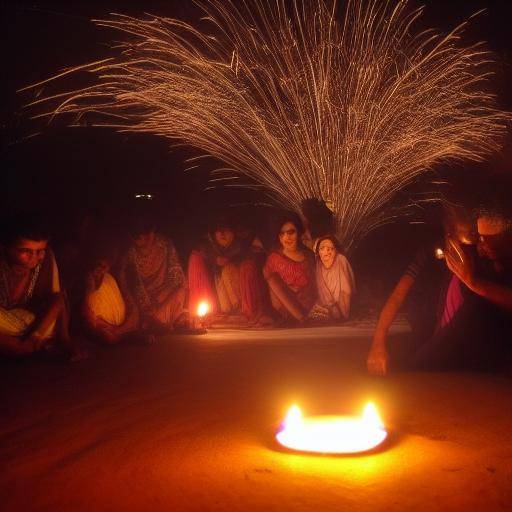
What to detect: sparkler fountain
<box><xmin>23</xmin><ymin>0</ymin><xmax>509</xmax><ymax>249</ymax></box>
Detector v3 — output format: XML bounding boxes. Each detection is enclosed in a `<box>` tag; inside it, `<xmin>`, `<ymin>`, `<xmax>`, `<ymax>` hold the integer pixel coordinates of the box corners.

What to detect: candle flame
<box><xmin>362</xmin><ymin>402</ymin><xmax>384</xmax><ymax>429</ymax></box>
<box><xmin>197</xmin><ymin>301</ymin><xmax>209</xmax><ymax>317</ymax></box>
<box><xmin>284</xmin><ymin>404</ymin><xmax>303</xmax><ymax>428</ymax></box>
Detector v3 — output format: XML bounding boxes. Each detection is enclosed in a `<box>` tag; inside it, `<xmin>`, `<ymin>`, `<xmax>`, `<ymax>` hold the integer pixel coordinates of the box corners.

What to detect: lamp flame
<box><xmin>197</xmin><ymin>301</ymin><xmax>209</xmax><ymax>318</ymax></box>
<box><xmin>276</xmin><ymin>401</ymin><xmax>387</xmax><ymax>454</ymax></box>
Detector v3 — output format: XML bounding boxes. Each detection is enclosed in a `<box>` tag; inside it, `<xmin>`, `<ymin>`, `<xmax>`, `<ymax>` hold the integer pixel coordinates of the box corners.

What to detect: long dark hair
<box><xmin>271</xmin><ymin>211</ymin><xmax>305</xmax><ymax>249</ymax></box>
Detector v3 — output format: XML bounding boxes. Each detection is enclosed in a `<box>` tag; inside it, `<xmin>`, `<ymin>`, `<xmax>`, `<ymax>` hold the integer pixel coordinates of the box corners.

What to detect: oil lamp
<box><xmin>276</xmin><ymin>402</ymin><xmax>387</xmax><ymax>454</ymax></box>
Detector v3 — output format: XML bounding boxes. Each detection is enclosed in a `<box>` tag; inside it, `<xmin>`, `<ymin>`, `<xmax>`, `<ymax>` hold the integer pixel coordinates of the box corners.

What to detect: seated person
<box><xmin>0</xmin><ymin>217</ymin><xmax>84</xmax><ymax>360</ymax></box>
<box><xmin>118</xmin><ymin>217</ymin><xmax>188</xmax><ymax>332</ymax></box>
<box><xmin>311</xmin><ymin>235</ymin><xmax>356</xmax><ymax>321</ymax></box>
<box><xmin>367</xmin><ymin>203</ymin><xmax>482</xmax><ymax>374</ymax></box>
<box><xmin>82</xmin><ymin>248</ymin><xmax>141</xmax><ymax>344</ymax></box>
<box><xmin>264</xmin><ymin>213</ymin><xmax>317</xmax><ymax>323</ymax></box>
<box><xmin>438</xmin><ymin>198</ymin><xmax>512</xmax><ymax>368</ymax></box>
<box><xmin>188</xmin><ymin>216</ymin><xmax>268</xmax><ymax>324</ymax></box>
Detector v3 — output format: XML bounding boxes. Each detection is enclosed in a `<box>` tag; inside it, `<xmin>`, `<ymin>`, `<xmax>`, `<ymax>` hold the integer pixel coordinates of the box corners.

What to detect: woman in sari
<box><xmin>118</xmin><ymin>219</ymin><xmax>188</xmax><ymax>332</ymax></box>
<box><xmin>188</xmin><ymin>217</ymin><xmax>268</xmax><ymax>325</ymax></box>
<box><xmin>314</xmin><ymin>235</ymin><xmax>355</xmax><ymax>321</ymax></box>
<box><xmin>264</xmin><ymin>214</ymin><xmax>316</xmax><ymax>323</ymax></box>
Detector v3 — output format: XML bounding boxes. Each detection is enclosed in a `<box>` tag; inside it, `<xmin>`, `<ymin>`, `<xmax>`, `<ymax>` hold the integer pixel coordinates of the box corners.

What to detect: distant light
<box><xmin>135</xmin><ymin>194</ymin><xmax>154</xmax><ymax>200</ymax></box>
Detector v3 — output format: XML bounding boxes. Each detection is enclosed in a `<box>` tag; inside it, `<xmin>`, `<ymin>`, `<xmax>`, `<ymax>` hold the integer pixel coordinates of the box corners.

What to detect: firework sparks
<box><xmin>22</xmin><ymin>0</ymin><xmax>509</xmax><ymax>249</ymax></box>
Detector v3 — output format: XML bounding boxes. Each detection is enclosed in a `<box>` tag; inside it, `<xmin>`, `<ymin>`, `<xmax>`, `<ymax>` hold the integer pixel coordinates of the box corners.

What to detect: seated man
<box><xmin>440</xmin><ymin>199</ymin><xmax>512</xmax><ymax>367</ymax></box>
<box><xmin>188</xmin><ymin>216</ymin><xmax>268</xmax><ymax>325</ymax></box>
<box><xmin>82</xmin><ymin>248</ymin><xmax>141</xmax><ymax>344</ymax></box>
<box><xmin>367</xmin><ymin>203</ymin><xmax>482</xmax><ymax>374</ymax></box>
<box><xmin>0</xmin><ymin>217</ymin><xmax>84</xmax><ymax>360</ymax></box>
<box><xmin>118</xmin><ymin>217</ymin><xmax>189</xmax><ymax>333</ymax></box>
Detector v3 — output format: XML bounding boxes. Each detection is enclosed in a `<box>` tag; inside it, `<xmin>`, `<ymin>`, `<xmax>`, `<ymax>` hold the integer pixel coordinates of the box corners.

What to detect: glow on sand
<box><xmin>276</xmin><ymin>402</ymin><xmax>387</xmax><ymax>455</ymax></box>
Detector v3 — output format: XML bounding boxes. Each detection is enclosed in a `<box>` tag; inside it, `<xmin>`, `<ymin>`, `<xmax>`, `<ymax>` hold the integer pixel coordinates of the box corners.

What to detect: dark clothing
<box><xmin>393</xmin><ymin>244</ymin><xmax>511</xmax><ymax>371</ymax></box>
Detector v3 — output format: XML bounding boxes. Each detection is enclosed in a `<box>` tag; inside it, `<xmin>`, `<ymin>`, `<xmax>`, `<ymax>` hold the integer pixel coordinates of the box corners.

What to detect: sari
<box><xmin>188</xmin><ymin>235</ymin><xmax>264</xmax><ymax>318</ymax></box>
<box><xmin>119</xmin><ymin>234</ymin><xmax>186</xmax><ymax>326</ymax></box>
<box><xmin>316</xmin><ymin>253</ymin><xmax>355</xmax><ymax>319</ymax></box>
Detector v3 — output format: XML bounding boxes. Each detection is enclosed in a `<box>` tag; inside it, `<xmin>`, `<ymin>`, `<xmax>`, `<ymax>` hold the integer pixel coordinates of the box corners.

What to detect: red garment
<box><xmin>264</xmin><ymin>250</ymin><xmax>316</xmax><ymax>310</ymax></box>
<box><xmin>188</xmin><ymin>250</ymin><xmax>218</xmax><ymax>315</ymax></box>
<box><xmin>188</xmin><ymin>250</ymin><xmax>264</xmax><ymax>318</ymax></box>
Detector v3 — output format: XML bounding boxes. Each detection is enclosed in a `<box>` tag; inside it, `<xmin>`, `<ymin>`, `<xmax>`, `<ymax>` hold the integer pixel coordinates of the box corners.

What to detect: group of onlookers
<box><xmin>1</xmin><ymin>189</ymin><xmax>511</xmax><ymax>374</ymax></box>
<box><xmin>0</xmin><ymin>207</ymin><xmax>356</xmax><ymax>361</ymax></box>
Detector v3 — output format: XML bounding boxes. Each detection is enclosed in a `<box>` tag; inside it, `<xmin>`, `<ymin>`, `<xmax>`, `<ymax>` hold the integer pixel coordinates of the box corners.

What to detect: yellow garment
<box><xmin>0</xmin><ymin>308</ymin><xmax>35</xmax><ymax>336</ymax></box>
<box><xmin>87</xmin><ymin>273</ymin><xmax>126</xmax><ymax>326</ymax></box>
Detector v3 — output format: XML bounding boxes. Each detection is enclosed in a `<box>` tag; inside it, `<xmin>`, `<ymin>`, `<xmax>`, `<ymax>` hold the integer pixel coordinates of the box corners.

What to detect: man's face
<box><xmin>7</xmin><ymin>238</ymin><xmax>48</xmax><ymax>270</ymax></box>
<box><xmin>133</xmin><ymin>231</ymin><xmax>156</xmax><ymax>250</ymax></box>
<box><xmin>477</xmin><ymin>216</ymin><xmax>512</xmax><ymax>261</ymax></box>
<box><xmin>214</xmin><ymin>227</ymin><xmax>235</xmax><ymax>248</ymax></box>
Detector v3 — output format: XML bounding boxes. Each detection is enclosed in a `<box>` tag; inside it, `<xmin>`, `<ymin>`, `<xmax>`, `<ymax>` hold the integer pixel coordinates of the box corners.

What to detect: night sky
<box><xmin>2</xmin><ymin>0</ymin><xmax>512</xmax><ymax>266</ymax></box>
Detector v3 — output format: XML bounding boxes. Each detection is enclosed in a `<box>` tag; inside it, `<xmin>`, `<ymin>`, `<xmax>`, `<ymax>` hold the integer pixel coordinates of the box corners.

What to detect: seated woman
<box><xmin>118</xmin><ymin>217</ymin><xmax>188</xmax><ymax>332</ymax></box>
<box><xmin>82</xmin><ymin>248</ymin><xmax>141</xmax><ymax>344</ymax></box>
<box><xmin>264</xmin><ymin>214</ymin><xmax>317</xmax><ymax>323</ymax></box>
<box><xmin>312</xmin><ymin>235</ymin><xmax>356</xmax><ymax>321</ymax></box>
<box><xmin>188</xmin><ymin>216</ymin><xmax>268</xmax><ymax>325</ymax></box>
<box><xmin>0</xmin><ymin>217</ymin><xmax>84</xmax><ymax>360</ymax></box>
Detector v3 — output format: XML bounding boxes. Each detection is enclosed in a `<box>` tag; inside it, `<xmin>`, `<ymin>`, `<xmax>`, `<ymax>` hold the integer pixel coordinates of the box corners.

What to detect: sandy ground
<box><xmin>1</xmin><ymin>323</ymin><xmax>512</xmax><ymax>512</ymax></box>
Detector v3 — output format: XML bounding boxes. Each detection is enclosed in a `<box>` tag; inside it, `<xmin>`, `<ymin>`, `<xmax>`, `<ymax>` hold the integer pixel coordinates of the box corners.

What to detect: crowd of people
<box><xmin>1</xmin><ymin>189</ymin><xmax>511</xmax><ymax>374</ymax></box>
<box><xmin>0</xmin><ymin>207</ymin><xmax>356</xmax><ymax>361</ymax></box>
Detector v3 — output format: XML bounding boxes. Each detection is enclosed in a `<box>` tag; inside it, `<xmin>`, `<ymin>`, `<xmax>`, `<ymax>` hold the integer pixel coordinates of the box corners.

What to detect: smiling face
<box><xmin>318</xmin><ymin>238</ymin><xmax>337</xmax><ymax>268</ymax></box>
<box><xmin>6</xmin><ymin>238</ymin><xmax>48</xmax><ymax>271</ymax></box>
<box><xmin>279</xmin><ymin>222</ymin><xmax>299</xmax><ymax>251</ymax></box>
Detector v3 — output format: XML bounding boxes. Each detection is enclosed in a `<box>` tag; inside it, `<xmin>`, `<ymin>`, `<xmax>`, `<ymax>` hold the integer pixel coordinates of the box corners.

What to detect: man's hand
<box><xmin>367</xmin><ymin>338</ymin><xmax>389</xmax><ymax>376</ymax></box>
<box><xmin>445</xmin><ymin>238</ymin><xmax>475</xmax><ymax>289</ymax></box>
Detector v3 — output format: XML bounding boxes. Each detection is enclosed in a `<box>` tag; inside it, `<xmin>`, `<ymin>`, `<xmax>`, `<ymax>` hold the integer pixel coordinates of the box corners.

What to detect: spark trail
<box><xmin>23</xmin><ymin>0</ymin><xmax>509</xmax><ymax>248</ymax></box>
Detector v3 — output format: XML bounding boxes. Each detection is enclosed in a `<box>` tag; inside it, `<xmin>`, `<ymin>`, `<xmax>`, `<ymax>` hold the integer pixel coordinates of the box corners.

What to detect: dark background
<box><xmin>2</xmin><ymin>0</ymin><xmax>511</xmax><ymax>302</ymax></box>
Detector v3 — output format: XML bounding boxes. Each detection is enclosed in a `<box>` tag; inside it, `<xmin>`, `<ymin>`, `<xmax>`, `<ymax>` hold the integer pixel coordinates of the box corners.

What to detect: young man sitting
<box><xmin>0</xmin><ymin>217</ymin><xmax>85</xmax><ymax>360</ymax></box>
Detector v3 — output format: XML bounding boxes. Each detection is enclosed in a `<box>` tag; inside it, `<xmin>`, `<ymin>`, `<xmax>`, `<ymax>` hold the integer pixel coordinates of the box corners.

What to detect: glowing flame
<box><xmin>197</xmin><ymin>301</ymin><xmax>210</xmax><ymax>318</ymax></box>
<box><xmin>362</xmin><ymin>402</ymin><xmax>384</xmax><ymax>429</ymax></box>
<box><xmin>276</xmin><ymin>402</ymin><xmax>387</xmax><ymax>454</ymax></box>
<box><xmin>434</xmin><ymin>247</ymin><xmax>445</xmax><ymax>260</ymax></box>
<box><xmin>284</xmin><ymin>404</ymin><xmax>303</xmax><ymax>428</ymax></box>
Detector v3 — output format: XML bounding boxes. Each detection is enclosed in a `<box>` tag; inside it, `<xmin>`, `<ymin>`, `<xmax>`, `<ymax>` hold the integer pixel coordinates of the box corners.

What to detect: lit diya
<box><xmin>197</xmin><ymin>301</ymin><xmax>210</xmax><ymax>319</ymax></box>
<box><xmin>192</xmin><ymin>301</ymin><xmax>210</xmax><ymax>332</ymax></box>
<box><xmin>276</xmin><ymin>402</ymin><xmax>387</xmax><ymax>454</ymax></box>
